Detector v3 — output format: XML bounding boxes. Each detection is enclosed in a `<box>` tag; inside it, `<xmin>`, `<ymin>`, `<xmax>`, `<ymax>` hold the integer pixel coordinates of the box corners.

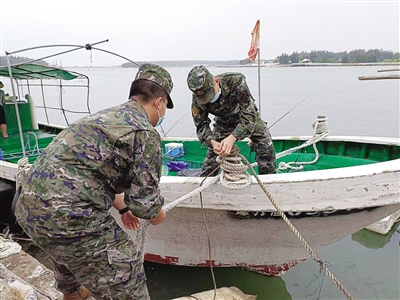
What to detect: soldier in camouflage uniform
<box><xmin>187</xmin><ymin>65</ymin><xmax>276</xmax><ymax>176</ymax></box>
<box><xmin>14</xmin><ymin>63</ymin><xmax>174</xmax><ymax>300</ymax></box>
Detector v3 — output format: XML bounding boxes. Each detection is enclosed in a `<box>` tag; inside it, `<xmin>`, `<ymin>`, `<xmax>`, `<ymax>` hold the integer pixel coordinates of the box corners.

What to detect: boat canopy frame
<box><xmin>0</xmin><ymin>63</ymin><xmax>91</xmax><ymax>126</ymax></box>
<box><xmin>2</xmin><ymin>40</ymin><xmax>139</xmax><ymax>158</ymax></box>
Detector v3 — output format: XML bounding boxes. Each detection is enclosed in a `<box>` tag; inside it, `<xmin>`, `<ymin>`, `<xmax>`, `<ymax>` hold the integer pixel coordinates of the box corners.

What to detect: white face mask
<box><xmin>210</xmin><ymin>87</ymin><xmax>221</xmax><ymax>103</ymax></box>
<box><xmin>155</xmin><ymin>100</ymin><xmax>166</xmax><ymax>127</ymax></box>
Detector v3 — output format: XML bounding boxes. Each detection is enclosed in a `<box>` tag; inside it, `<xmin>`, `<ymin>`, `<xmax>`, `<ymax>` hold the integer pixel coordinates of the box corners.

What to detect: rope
<box><xmin>278</xmin><ymin>116</ymin><xmax>329</xmax><ymax>171</ymax></box>
<box><xmin>6</xmin><ymin>158</ymin><xmax>31</xmax><ymax>239</ymax></box>
<box><xmin>135</xmin><ymin>116</ymin><xmax>331</xmax><ymax>263</ymax></box>
<box><xmin>217</xmin><ymin>147</ymin><xmax>251</xmax><ymax>190</ymax></box>
<box><xmin>133</xmin><ymin>116</ymin><xmax>354</xmax><ymax>299</ymax></box>
<box><xmin>15</xmin><ymin>157</ymin><xmax>31</xmax><ymax>193</ymax></box>
<box><xmin>239</xmin><ymin>153</ymin><xmax>354</xmax><ymax>300</ymax></box>
<box><xmin>135</xmin><ymin>175</ymin><xmax>220</xmax><ymax>262</ymax></box>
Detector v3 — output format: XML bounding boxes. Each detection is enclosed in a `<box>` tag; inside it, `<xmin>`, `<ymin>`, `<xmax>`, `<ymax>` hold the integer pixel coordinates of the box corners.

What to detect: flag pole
<box><xmin>257</xmin><ymin>44</ymin><xmax>261</xmax><ymax>116</ymax></box>
<box><xmin>248</xmin><ymin>20</ymin><xmax>261</xmax><ymax>114</ymax></box>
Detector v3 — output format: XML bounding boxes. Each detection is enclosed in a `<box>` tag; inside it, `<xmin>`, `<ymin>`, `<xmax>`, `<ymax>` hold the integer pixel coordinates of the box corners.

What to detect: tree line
<box><xmin>275</xmin><ymin>49</ymin><xmax>400</xmax><ymax>64</ymax></box>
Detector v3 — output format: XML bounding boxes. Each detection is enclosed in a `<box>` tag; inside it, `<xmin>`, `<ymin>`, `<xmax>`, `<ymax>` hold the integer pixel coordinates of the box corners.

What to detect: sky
<box><xmin>0</xmin><ymin>0</ymin><xmax>399</xmax><ymax>67</ymax></box>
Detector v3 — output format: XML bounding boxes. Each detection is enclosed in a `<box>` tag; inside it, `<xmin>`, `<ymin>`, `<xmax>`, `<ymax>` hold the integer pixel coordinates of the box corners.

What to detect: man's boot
<box><xmin>63</xmin><ymin>286</ymin><xmax>92</xmax><ymax>300</ymax></box>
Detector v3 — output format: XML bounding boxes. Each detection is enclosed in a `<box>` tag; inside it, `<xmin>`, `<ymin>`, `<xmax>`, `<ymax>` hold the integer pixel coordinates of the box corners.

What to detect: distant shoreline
<box><xmin>65</xmin><ymin>62</ymin><xmax>400</xmax><ymax>68</ymax></box>
<box><xmin>216</xmin><ymin>62</ymin><xmax>400</xmax><ymax>68</ymax></box>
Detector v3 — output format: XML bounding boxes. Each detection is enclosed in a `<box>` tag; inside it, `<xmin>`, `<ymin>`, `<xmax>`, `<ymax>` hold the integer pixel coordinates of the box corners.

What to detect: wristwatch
<box><xmin>119</xmin><ymin>207</ymin><xmax>130</xmax><ymax>215</ymax></box>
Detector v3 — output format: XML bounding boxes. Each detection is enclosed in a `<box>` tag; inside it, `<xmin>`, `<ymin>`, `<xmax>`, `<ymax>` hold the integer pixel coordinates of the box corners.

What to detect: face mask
<box><xmin>155</xmin><ymin>100</ymin><xmax>166</xmax><ymax>127</ymax></box>
<box><xmin>209</xmin><ymin>88</ymin><xmax>221</xmax><ymax>103</ymax></box>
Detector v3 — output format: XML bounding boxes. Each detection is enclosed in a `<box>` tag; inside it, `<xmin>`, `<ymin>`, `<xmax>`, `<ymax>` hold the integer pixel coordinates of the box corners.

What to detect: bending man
<box><xmin>187</xmin><ymin>65</ymin><xmax>276</xmax><ymax>176</ymax></box>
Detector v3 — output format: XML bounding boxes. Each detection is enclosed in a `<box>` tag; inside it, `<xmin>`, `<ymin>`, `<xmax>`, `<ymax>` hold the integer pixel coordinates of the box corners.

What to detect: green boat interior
<box><xmin>160</xmin><ymin>138</ymin><xmax>400</xmax><ymax>175</ymax></box>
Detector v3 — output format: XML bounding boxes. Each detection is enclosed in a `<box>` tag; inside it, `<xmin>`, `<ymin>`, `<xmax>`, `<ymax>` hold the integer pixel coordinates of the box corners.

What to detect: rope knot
<box><xmin>216</xmin><ymin>147</ymin><xmax>252</xmax><ymax>190</ymax></box>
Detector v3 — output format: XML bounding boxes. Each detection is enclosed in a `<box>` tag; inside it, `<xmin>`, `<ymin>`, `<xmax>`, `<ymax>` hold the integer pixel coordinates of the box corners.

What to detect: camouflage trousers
<box><xmin>17</xmin><ymin>220</ymin><xmax>149</xmax><ymax>300</ymax></box>
<box><xmin>201</xmin><ymin>121</ymin><xmax>277</xmax><ymax>176</ymax></box>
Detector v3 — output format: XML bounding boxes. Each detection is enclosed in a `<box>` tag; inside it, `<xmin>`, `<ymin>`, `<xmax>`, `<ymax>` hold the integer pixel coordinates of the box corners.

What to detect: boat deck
<box><xmin>161</xmin><ymin>138</ymin><xmax>397</xmax><ymax>175</ymax></box>
<box><xmin>0</xmin><ymin>131</ymin><xmax>56</xmax><ymax>164</ymax></box>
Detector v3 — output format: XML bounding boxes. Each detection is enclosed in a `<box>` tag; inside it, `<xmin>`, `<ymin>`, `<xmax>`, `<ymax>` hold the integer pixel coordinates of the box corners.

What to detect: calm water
<box><xmin>10</xmin><ymin>66</ymin><xmax>400</xmax><ymax>299</ymax></box>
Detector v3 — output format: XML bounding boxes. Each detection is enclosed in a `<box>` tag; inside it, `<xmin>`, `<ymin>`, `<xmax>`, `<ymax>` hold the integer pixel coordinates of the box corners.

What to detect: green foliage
<box><xmin>276</xmin><ymin>49</ymin><xmax>400</xmax><ymax>64</ymax></box>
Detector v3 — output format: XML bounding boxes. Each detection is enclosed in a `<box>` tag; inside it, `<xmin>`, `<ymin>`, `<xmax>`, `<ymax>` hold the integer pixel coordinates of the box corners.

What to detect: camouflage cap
<box><xmin>187</xmin><ymin>66</ymin><xmax>215</xmax><ymax>105</ymax></box>
<box><xmin>0</xmin><ymin>81</ymin><xmax>3</xmax><ymax>89</ymax></box>
<box><xmin>135</xmin><ymin>63</ymin><xmax>174</xmax><ymax>109</ymax></box>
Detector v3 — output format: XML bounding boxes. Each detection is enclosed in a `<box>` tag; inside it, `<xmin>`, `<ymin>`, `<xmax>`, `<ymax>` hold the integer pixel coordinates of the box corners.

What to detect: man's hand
<box><xmin>219</xmin><ymin>134</ymin><xmax>237</xmax><ymax>156</ymax></box>
<box><xmin>210</xmin><ymin>140</ymin><xmax>222</xmax><ymax>155</ymax></box>
<box><xmin>150</xmin><ymin>208</ymin><xmax>166</xmax><ymax>225</ymax></box>
<box><xmin>121</xmin><ymin>211</ymin><xmax>140</xmax><ymax>230</ymax></box>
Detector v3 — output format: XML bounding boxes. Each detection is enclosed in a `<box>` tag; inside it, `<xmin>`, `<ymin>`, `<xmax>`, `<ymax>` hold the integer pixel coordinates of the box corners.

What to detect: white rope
<box><xmin>278</xmin><ymin>116</ymin><xmax>329</xmax><ymax>171</ymax></box>
<box><xmin>16</xmin><ymin>157</ymin><xmax>31</xmax><ymax>192</ymax></box>
<box><xmin>135</xmin><ymin>116</ymin><xmax>331</xmax><ymax>259</ymax></box>
<box><xmin>217</xmin><ymin>153</ymin><xmax>251</xmax><ymax>190</ymax></box>
<box><xmin>135</xmin><ymin>175</ymin><xmax>220</xmax><ymax>261</ymax></box>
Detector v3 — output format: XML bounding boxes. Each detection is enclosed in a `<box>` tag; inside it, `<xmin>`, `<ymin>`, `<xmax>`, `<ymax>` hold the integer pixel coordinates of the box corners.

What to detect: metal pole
<box><xmin>5</xmin><ymin>40</ymin><xmax>109</xmax><ymax>59</ymax></box>
<box><xmin>257</xmin><ymin>48</ymin><xmax>261</xmax><ymax>116</ymax></box>
<box><xmin>5</xmin><ymin>55</ymin><xmax>26</xmax><ymax>158</ymax></box>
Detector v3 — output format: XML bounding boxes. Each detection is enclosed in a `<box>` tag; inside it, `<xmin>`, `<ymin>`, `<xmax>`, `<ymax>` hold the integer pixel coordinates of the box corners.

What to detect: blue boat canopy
<box><xmin>0</xmin><ymin>63</ymin><xmax>78</xmax><ymax>80</ymax></box>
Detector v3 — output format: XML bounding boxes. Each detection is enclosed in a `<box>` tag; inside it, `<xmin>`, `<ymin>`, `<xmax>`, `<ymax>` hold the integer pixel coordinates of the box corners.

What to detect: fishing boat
<box><xmin>1</xmin><ymin>45</ymin><xmax>399</xmax><ymax>277</ymax></box>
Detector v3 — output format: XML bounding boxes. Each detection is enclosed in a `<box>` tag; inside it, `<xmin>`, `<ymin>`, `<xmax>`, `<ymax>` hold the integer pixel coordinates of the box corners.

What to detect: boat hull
<box><xmin>111</xmin><ymin>203</ymin><xmax>399</xmax><ymax>276</ymax></box>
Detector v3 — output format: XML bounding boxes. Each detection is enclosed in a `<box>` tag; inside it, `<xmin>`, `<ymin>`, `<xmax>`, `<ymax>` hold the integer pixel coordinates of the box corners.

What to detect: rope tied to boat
<box><xmin>15</xmin><ymin>157</ymin><xmax>31</xmax><ymax>193</ymax></box>
<box><xmin>278</xmin><ymin>116</ymin><xmax>330</xmax><ymax>171</ymax></box>
<box><xmin>216</xmin><ymin>148</ymin><xmax>252</xmax><ymax>190</ymax></box>
<box><xmin>135</xmin><ymin>116</ymin><xmax>332</xmax><ymax>260</ymax></box>
<box><xmin>238</xmin><ymin>153</ymin><xmax>354</xmax><ymax>300</ymax></box>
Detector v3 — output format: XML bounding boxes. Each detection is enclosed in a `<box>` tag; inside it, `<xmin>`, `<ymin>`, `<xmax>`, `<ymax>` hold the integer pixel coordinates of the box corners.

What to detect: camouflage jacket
<box><xmin>191</xmin><ymin>72</ymin><xmax>262</xmax><ymax>146</ymax></box>
<box><xmin>0</xmin><ymin>90</ymin><xmax>4</xmax><ymax>105</ymax></box>
<box><xmin>17</xmin><ymin>100</ymin><xmax>163</xmax><ymax>237</ymax></box>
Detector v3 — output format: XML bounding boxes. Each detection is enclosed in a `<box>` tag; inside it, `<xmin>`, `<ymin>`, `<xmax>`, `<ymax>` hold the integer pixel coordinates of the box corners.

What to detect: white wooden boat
<box><xmin>107</xmin><ymin>135</ymin><xmax>400</xmax><ymax>276</ymax></box>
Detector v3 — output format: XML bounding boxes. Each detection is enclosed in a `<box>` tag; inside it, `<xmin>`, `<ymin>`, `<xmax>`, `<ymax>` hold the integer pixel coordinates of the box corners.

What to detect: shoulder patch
<box><xmin>237</xmin><ymin>91</ymin><xmax>247</xmax><ymax>101</ymax></box>
<box><xmin>192</xmin><ymin>106</ymin><xmax>200</xmax><ymax>117</ymax></box>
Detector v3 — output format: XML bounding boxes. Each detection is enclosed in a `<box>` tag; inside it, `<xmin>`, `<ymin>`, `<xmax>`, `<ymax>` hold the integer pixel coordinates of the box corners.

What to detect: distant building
<box><xmin>301</xmin><ymin>58</ymin><xmax>312</xmax><ymax>63</ymax></box>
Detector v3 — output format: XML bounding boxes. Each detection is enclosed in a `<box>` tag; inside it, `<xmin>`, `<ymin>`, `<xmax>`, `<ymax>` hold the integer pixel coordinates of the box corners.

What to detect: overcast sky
<box><xmin>0</xmin><ymin>0</ymin><xmax>399</xmax><ymax>66</ymax></box>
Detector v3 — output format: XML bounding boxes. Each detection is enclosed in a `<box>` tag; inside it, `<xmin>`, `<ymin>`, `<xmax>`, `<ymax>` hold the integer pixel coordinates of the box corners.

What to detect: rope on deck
<box><xmin>136</xmin><ymin>116</ymin><xmax>354</xmax><ymax>300</ymax></box>
<box><xmin>135</xmin><ymin>116</ymin><xmax>332</xmax><ymax>259</ymax></box>
<box><xmin>277</xmin><ymin>116</ymin><xmax>330</xmax><ymax>171</ymax></box>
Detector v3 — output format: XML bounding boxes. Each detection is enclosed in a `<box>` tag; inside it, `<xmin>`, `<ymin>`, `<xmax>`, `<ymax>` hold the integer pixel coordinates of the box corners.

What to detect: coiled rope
<box><xmin>134</xmin><ymin>116</ymin><xmax>353</xmax><ymax>299</ymax></box>
<box><xmin>277</xmin><ymin>116</ymin><xmax>330</xmax><ymax>171</ymax></box>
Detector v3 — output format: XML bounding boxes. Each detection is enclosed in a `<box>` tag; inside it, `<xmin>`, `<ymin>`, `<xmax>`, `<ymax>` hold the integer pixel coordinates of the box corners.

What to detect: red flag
<box><xmin>248</xmin><ymin>20</ymin><xmax>260</xmax><ymax>62</ymax></box>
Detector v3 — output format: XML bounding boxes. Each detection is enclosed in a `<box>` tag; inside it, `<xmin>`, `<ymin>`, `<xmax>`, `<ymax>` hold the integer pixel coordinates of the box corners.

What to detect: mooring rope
<box><xmin>134</xmin><ymin>116</ymin><xmax>354</xmax><ymax>299</ymax></box>
<box><xmin>239</xmin><ymin>153</ymin><xmax>354</xmax><ymax>300</ymax></box>
<box><xmin>278</xmin><ymin>116</ymin><xmax>329</xmax><ymax>171</ymax></box>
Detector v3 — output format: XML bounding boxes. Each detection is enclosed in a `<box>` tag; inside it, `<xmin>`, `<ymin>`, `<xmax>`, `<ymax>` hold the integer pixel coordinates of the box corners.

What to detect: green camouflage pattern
<box><xmin>16</xmin><ymin>100</ymin><xmax>164</xmax><ymax>235</ymax></box>
<box><xmin>187</xmin><ymin>65</ymin><xmax>215</xmax><ymax>104</ymax></box>
<box><xmin>190</xmin><ymin>72</ymin><xmax>277</xmax><ymax>175</ymax></box>
<box><xmin>0</xmin><ymin>89</ymin><xmax>4</xmax><ymax>105</ymax></box>
<box><xmin>15</xmin><ymin>99</ymin><xmax>163</xmax><ymax>298</ymax></box>
<box><xmin>25</xmin><ymin>220</ymin><xmax>149</xmax><ymax>299</ymax></box>
<box><xmin>135</xmin><ymin>63</ymin><xmax>174</xmax><ymax>108</ymax></box>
